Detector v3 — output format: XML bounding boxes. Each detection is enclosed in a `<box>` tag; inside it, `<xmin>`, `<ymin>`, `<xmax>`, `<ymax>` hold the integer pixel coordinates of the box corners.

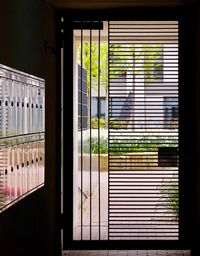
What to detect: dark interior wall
<box><xmin>193</xmin><ymin>2</ymin><xmax>200</xmax><ymax>255</ymax></box>
<box><xmin>0</xmin><ymin>188</ymin><xmax>45</xmax><ymax>256</ymax></box>
<box><xmin>0</xmin><ymin>0</ymin><xmax>45</xmax><ymax>77</ymax></box>
<box><xmin>0</xmin><ymin>0</ymin><xmax>59</xmax><ymax>255</ymax></box>
<box><xmin>0</xmin><ymin>1</ymin><xmax>56</xmax><ymax>256</ymax></box>
<box><xmin>44</xmin><ymin>2</ymin><xmax>60</xmax><ymax>256</ymax></box>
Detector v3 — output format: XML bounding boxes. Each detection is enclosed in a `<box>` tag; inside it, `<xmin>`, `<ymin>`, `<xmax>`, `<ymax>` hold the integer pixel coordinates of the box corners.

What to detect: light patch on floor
<box><xmin>62</xmin><ymin>250</ymin><xmax>190</xmax><ymax>256</ymax></box>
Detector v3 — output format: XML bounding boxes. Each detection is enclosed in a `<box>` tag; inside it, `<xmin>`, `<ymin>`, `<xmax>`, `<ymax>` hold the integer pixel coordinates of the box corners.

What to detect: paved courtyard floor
<box><xmin>74</xmin><ymin>172</ymin><xmax>178</xmax><ymax>240</ymax></box>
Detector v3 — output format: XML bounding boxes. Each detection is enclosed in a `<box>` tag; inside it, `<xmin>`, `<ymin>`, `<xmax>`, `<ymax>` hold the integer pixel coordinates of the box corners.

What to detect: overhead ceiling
<box><xmin>53</xmin><ymin>0</ymin><xmax>195</xmax><ymax>9</ymax></box>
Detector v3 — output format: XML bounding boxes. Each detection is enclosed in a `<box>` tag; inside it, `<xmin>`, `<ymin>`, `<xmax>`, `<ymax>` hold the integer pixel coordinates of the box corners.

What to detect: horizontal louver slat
<box><xmin>108</xmin><ymin>20</ymin><xmax>179</xmax><ymax>240</ymax></box>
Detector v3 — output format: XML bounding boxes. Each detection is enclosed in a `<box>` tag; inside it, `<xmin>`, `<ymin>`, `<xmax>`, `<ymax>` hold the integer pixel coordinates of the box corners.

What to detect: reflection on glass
<box><xmin>0</xmin><ymin>64</ymin><xmax>45</xmax><ymax>212</ymax></box>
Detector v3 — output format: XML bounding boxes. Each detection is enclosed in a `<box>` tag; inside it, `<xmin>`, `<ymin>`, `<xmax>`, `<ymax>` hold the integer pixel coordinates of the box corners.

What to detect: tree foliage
<box><xmin>78</xmin><ymin>42</ymin><xmax>163</xmax><ymax>92</ymax></box>
<box><xmin>78</xmin><ymin>43</ymin><xmax>108</xmax><ymax>92</ymax></box>
<box><xmin>139</xmin><ymin>44</ymin><xmax>163</xmax><ymax>82</ymax></box>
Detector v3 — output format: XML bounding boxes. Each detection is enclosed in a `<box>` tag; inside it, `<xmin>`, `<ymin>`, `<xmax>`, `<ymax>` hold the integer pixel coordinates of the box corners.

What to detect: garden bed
<box><xmin>79</xmin><ymin>151</ymin><xmax>158</xmax><ymax>172</ymax></box>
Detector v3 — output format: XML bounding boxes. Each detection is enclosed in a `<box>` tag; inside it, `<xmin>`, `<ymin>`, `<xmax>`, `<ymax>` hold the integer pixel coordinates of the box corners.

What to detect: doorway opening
<box><xmin>72</xmin><ymin>20</ymin><xmax>179</xmax><ymax>241</ymax></box>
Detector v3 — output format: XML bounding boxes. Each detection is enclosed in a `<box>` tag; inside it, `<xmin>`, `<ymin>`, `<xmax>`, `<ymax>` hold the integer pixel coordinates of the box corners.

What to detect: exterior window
<box><xmin>91</xmin><ymin>97</ymin><xmax>106</xmax><ymax>118</ymax></box>
<box><xmin>78</xmin><ymin>64</ymin><xmax>88</xmax><ymax>130</ymax></box>
<box><xmin>163</xmin><ymin>97</ymin><xmax>178</xmax><ymax>129</ymax></box>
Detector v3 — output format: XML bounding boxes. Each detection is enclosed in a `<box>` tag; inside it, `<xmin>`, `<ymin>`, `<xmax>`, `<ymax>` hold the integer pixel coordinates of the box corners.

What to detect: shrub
<box><xmin>109</xmin><ymin>118</ymin><xmax>127</xmax><ymax>129</ymax></box>
<box><xmin>81</xmin><ymin>135</ymin><xmax>178</xmax><ymax>155</ymax></box>
<box><xmin>91</xmin><ymin>118</ymin><xmax>106</xmax><ymax>129</ymax></box>
<box><xmin>109</xmin><ymin>141</ymin><xmax>154</xmax><ymax>153</ymax></box>
<box><xmin>165</xmin><ymin>182</ymin><xmax>179</xmax><ymax>218</ymax></box>
<box><xmin>160</xmin><ymin>179</ymin><xmax>179</xmax><ymax>218</ymax></box>
<box><xmin>83</xmin><ymin>137</ymin><xmax>108</xmax><ymax>154</ymax></box>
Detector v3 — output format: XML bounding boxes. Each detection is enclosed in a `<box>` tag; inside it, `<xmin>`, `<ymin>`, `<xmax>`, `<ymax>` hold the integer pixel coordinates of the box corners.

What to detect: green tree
<box><xmin>78</xmin><ymin>42</ymin><xmax>163</xmax><ymax>90</ymax></box>
<box><xmin>139</xmin><ymin>44</ymin><xmax>163</xmax><ymax>82</ymax></box>
<box><xmin>78</xmin><ymin>43</ymin><xmax>108</xmax><ymax>92</ymax></box>
<box><xmin>78</xmin><ymin>42</ymin><xmax>163</xmax><ymax>130</ymax></box>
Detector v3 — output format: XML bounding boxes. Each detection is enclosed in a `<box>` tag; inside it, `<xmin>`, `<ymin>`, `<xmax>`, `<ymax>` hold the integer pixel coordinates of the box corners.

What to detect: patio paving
<box><xmin>73</xmin><ymin>171</ymin><xmax>178</xmax><ymax>241</ymax></box>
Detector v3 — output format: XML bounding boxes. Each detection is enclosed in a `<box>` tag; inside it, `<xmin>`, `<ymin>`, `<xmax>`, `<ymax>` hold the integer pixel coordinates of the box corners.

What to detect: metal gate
<box><xmin>108</xmin><ymin>21</ymin><xmax>179</xmax><ymax>240</ymax></box>
<box><xmin>62</xmin><ymin>15</ymin><xmax>186</xmax><ymax>250</ymax></box>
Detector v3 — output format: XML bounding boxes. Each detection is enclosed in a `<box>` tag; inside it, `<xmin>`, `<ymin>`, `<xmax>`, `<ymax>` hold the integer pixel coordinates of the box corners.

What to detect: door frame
<box><xmin>58</xmin><ymin>5</ymin><xmax>196</xmax><ymax>250</ymax></box>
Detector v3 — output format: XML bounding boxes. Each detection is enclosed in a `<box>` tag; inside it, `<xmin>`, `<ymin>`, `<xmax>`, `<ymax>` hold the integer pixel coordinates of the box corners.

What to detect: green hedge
<box><xmin>109</xmin><ymin>118</ymin><xmax>127</xmax><ymax>129</ymax></box>
<box><xmin>81</xmin><ymin>136</ymin><xmax>178</xmax><ymax>154</ymax></box>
